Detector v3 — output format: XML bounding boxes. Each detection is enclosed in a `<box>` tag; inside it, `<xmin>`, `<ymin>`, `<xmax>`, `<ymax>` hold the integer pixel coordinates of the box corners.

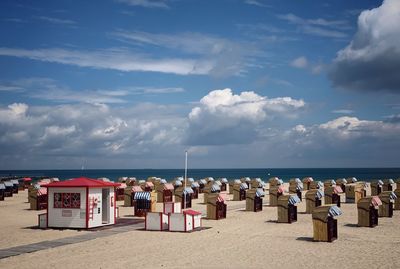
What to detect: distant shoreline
<box><xmin>1</xmin><ymin>167</ymin><xmax>400</xmax><ymax>171</ymax></box>
<box><xmin>1</xmin><ymin>168</ymin><xmax>399</xmax><ymax>182</ymax></box>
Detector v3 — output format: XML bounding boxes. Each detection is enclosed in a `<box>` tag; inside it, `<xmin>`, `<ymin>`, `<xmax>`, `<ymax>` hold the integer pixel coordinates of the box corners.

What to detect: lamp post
<box><xmin>184</xmin><ymin>150</ymin><xmax>188</xmax><ymax>208</ymax></box>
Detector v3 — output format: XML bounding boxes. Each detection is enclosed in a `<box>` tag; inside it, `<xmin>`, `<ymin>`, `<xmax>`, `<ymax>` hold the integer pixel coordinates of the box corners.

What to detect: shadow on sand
<box><xmin>296</xmin><ymin>237</ymin><xmax>314</xmax><ymax>242</ymax></box>
<box><xmin>344</xmin><ymin>223</ymin><xmax>359</xmax><ymax>228</ymax></box>
<box><xmin>298</xmin><ymin>212</ymin><xmax>310</xmax><ymax>215</ymax></box>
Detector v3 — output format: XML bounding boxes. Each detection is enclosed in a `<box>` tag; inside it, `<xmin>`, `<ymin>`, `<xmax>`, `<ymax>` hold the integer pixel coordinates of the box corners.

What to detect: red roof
<box><xmin>163</xmin><ymin>183</ymin><xmax>174</xmax><ymax>190</ymax></box>
<box><xmin>216</xmin><ymin>195</ymin><xmax>225</xmax><ymax>203</ymax></box>
<box><xmin>130</xmin><ymin>186</ymin><xmax>144</xmax><ymax>192</ymax></box>
<box><xmin>38</xmin><ymin>187</ymin><xmax>47</xmax><ymax>196</ymax></box>
<box><xmin>184</xmin><ymin>209</ymin><xmax>202</xmax><ymax>216</ymax></box>
<box><xmin>117</xmin><ymin>183</ymin><xmax>127</xmax><ymax>189</ymax></box>
<box><xmin>43</xmin><ymin>177</ymin><xmax>120</xmax><ymax>188</ymax></box>
<box><xmin>277</xmin><ymin>185</ymin><xmax>285</xmax><ymax>194</ymax></box>
<box><xmin>371</xmin><ymin>196</ymin><xmax>383</xmax><ymax>207</ymax></box>
<box><xmin>333</xmin><ymin>185</ymin><xmax>343</xmax><ymax>194</ymax></box>
<box><xmin>145</xmin><ymin>181</ymin><xmax>154</xmax><ymax>187</ymax></box>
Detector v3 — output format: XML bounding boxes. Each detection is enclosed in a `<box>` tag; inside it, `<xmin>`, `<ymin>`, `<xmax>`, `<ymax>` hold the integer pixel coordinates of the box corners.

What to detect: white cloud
<box><xmin>319</xmin><ymin>116</ymin><xmax>368</xmax><ymax>138</ymax></box>
<box><xmin>277</xmin><ymin>13</ymin><xmax>349</xmax><ymax>38</ymax></box>
<box><xmin>307</xmin><ymin>18</ymin><xmax>349</xmax><ymax>28</ymax></box>
<box><xmin>1</xmin><ymin>94</ymin><xmax>400</xmax><ymax>168</ymax></box>
<box><xmin>8</xmin><ymin>103</ymin><xmax>28</xmax><ymax>116</ymax></box>
<box><xmin>35</xmin><ymin>16</ymin><xmax>76</xmax><ymax>25</ymax></box>
<box><xmin>0</xmin><ymin>85</ymin><xmax>23</xmax><ymax>91</ymax></box>
<box><xmin>290</xmin><ymin>57</ymin><xmax>325</xmax><ymax>75</ymax></box>
<box><xmin>32</xmin><ymin>88</ymin><xmax>130</xmax><ymax>104</ymax></box>
<box><xmin>116</xmin><ymin>0</ymin><xmax>169</xmax><ymax>9</ymax></box>
<box><xmin>0</xmin><ymin>103</ymin><xmax>30</xmax><ymax>124</ymax></box>
<box><xmin>272</xmin><ymin>79</ymin><xmax>293</xmax><ymax>87</ymax></box>
<box><xmin>112</xmin><ymin>30</ymin><xmax>264</xmax><ymax>77</ymax></box>
<box><xmin>301</xmin><ymin>25</ymin><xmax>347</xmax><ymax>38</ymax></box>
<box><xmin>1</xmin><ymin>77</ymin><xmax>185</xmax><ymax>104</ymax></box>
<box><xmin>280</xmin><ymin>116</ymin><xmax>400</xmax><ymax>166</ymax></box>
<box><xmin>180</xmin><ymin>114</ymin><xmax>400</xmax><ymax>168</ymax></box>
<box><xmin>112</xmin><ymin>31</ymin><xmax>235</xmax><ymax>56</ymax></box>
<box><xmin>384</xmin><ymin>114</ymin><xmax>400</xmax><ymax>123</ymax></box>
<box><xmin>0</xmin><ymin>89</ymin><xmax>304</xmax><ymax>158</ymax></box>
<box><xmin>0</xmin><ymin>102</ymin><xmax>186</xmax><ymax>168</ymax></box>
<box><xmin>42</xmin><ymin>125</ymin><xmax>76</xmax><ymax>140</ymax></box>
<box><xmin>311</xmin><ymin>64</ymin><xmax>324</xmax><ymax>74</ymax></box>
<box><xmin>244</xmin><ymin>0</ymin><xmax>270</xmax><ymax>8</ymax></box>
<box><xmin>93</xmin><ymin>117</ymin><xmax>128</xmax><ymax>137</ymax></box>
<box><xmin>291</xmin><ymin>116</ymin><xmax>400</xmax><ymax>143</ymax></box>
<box><xmin>292</xmin><ymin>124</ymin><xmax>306</xmax><ymax>133</ymax></box>
<box><xmin>290</xmin><ymin>56</ymin><xmax>308</xmax><ymax>68</ymax></box>
<box><xmin>0</xmin><ymin>47</ymin><xmax>213</xmax><ymax>75</ymax></box>
<box><xmin>141</xmin><ymin>87</ymin><xmax>184</xmax><ymax>94</ymax></box>
<box><xmin>332</xmin><ymin>109</ymin><xmax>354</xmax><ymax>114</ymax></box>
<box><xmin>186</xmin><ymin>88</ymin><xmax>305</xmax><ymax>145</ymax></box>
<box><xmin>329</xmin><ymin>0</ymin><xmax>400</xmax><ymax>92</ymax></box>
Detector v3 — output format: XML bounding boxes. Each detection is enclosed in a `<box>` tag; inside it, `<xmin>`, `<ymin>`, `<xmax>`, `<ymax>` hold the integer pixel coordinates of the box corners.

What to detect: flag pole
<box><xmin>184</xmin><ymin>150</ymin><xmax>188</xmax><ymax>208</ymax></box>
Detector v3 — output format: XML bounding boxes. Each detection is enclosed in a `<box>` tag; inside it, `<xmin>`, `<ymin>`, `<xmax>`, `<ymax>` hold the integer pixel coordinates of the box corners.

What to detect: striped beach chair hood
<box><xmin>220</xmin><ymin>178</ymin><xmax>228</xmax><ymax>183</ymax></box>
<box><xmin>183</xmin><ymin>187</ymin><xmax>194</xmax><ymax>194</ymax></box>
<box><xmin>288</xmin><ymin>195</ymin><xmax>301</xmax><ymax>205</ymax></box>
<box><xmin>240</xmin><ymin>183</ymin><xmax>248</xmax><ymax>190</ymax></box>
<box><xmin>211</xmin><ymin>184</ymin><xmax>221</xmax><ymax>192</ymax></box>
<box><xmin>316</xmin><ymin>189</ymin><xmax>324</xmax><ymax>199</ymax></box>
<box><xmin>134</xmin><ymin>192</ymin><xmax>151</xmax><ymax>200</ymax></box>
<box><xmin>256</xmin><ymin>188</ymin><xmax>265</xmax><ymax>197</ymax></box>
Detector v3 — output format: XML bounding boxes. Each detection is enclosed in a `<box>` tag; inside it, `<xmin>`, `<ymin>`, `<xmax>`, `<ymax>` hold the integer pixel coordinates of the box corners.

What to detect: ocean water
<box><xmin>0</xmin><ymin>168</ymin><xmax>399</xmax><ymax>182</ymax></box>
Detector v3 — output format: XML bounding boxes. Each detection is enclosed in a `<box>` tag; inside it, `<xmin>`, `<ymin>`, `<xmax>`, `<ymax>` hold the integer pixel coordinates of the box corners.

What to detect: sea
<box><xmin>0</xmin><ymin>168</ymin><xmax>399</xmax><ymax>182</ymax></box>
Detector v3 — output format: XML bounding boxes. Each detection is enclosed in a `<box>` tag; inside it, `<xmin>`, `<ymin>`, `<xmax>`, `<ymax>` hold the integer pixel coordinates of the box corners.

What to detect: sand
<box><xmin>1</xmin><ymin>184</ymin><xmax>400</xmax><ymax>269</ymax></box>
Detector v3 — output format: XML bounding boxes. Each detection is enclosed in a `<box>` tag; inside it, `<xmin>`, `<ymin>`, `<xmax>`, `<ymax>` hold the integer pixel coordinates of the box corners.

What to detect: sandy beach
<box><xmin>1</xmin><ymin>184</ymin><xmax>399</xmax><ymax>269</ymax></box>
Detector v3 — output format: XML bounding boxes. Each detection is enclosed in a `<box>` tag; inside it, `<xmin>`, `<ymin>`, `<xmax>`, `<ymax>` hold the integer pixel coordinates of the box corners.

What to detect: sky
<box><xmin>0</xmin><ymin>0</ymin><xmax>399</xmax><ymax>169</ymax></box>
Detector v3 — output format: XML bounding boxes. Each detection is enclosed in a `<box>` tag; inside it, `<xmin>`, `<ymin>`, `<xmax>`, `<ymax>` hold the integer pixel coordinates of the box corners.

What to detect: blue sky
<box><xmin>0</xmin><ymin>0</ymin><xmax>399</xmax><ymax>169</ymax></box>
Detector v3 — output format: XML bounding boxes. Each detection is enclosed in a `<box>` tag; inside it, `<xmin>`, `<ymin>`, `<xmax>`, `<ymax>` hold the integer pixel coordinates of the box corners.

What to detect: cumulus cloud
<box><xmin>279</xmin><ymin>116</ymin><xmax>400</xmax><ymax>166</ymax></box>
<box><xmin>2</xmin><ymin>89</ymin><xmax>399</xmax><ymax>169</ymax></box>
<box><xmin>8</xmin><ymin>103</ymin><xmax>28</xmax><ymax>116</ymax></box>
<box><xmin>0</xmin><ymin>102</ymin><xmax>185</xmax><ymax>169</ymax></box>
<box><xmin>185</xmin><ymin>88</ymin><xmax>305</xmax><ymax>145</ymax></box>
<box><xmin>384</xmin><ymin>114</ymin><xmax>400</xmax><ymax>123</ymax></box>
<box><xmin>180</xmin><ymin>114</ymin><xmax>400</xmax><ymax>168</ymax></box>
<box><xmin>291</xmin><ymin>116</ymin><xmax>400</xmax><ymax>150</ymax></box>
<box><xmin>0</xmin><ymin>103</ymin><xmax>29</xmax><ymax>124</ymax></box>
<box><xmin>329</xmin><ymin>0</ymin><xmax>400</xmax><ymax>92</ymax></box>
